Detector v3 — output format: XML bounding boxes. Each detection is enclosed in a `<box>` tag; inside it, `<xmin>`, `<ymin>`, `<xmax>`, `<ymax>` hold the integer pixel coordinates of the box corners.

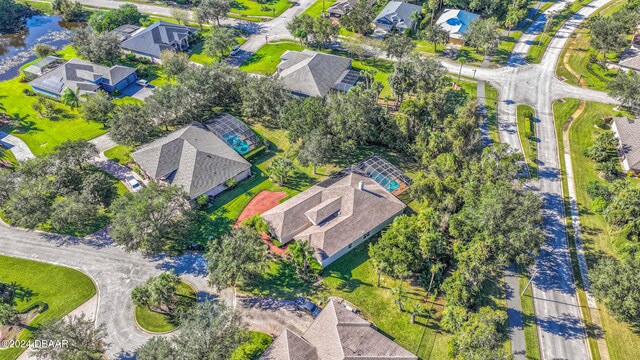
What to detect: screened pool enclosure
<box><xmin>205</xmin><ymin>113</ymin><xmax>260</xmax><ymax>155</ymax></box>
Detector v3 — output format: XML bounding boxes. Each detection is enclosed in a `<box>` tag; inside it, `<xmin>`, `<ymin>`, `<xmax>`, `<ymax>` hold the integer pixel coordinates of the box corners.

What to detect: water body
<box><xmin>0</xmin><ymin>15</ymin><xmax>83</xmax><ymax>81</ymax></box>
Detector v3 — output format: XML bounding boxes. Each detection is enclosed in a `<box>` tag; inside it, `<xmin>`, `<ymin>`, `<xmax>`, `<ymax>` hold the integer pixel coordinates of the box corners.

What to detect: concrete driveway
<box><xmin>119</xmin><ymin>83</ymin><xmax>155</xmax><ymax>101</ymax></box>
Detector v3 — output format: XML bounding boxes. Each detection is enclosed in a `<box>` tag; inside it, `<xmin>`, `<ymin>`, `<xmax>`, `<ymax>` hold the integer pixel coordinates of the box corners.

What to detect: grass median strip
<box><xmin>516</xmin><ymin>104</ymin><xmax>538</xmax><ymax>178</ymax></box>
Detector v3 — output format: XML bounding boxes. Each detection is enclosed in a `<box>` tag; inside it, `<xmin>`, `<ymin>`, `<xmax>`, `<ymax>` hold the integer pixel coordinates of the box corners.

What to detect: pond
<box><xmin>0</xmin><ymin>15</ymin><xmax>83</xmax><ymax>81</ymax></box>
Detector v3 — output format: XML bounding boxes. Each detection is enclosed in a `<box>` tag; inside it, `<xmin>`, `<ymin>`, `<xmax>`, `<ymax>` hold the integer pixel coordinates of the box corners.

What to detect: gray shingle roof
<box><xmin>262</xmin><ymin>172</ymin><xmax>406</xmax><ymax>261</ymax></box>
<box><xmin>23</xmin><ymin>56</ymin><xmax>64</xmax><ymax>77</ymax></box>
<box><xmin>119</xmin><ymin>21</ymin><xmax>197</xmax><ymax>58</ymax></box>
<box><xmin>277</xmin><ymin>50</ymin><xmax>353</xmax><ymax>97</ymax></box>
<box><xmin>620</xmin><ymin>45</ymin><xmax>640</xmax><ymax>72</ymax></box>
<box><xmin>373</xmin><ymin>1</ymin><xmax>423</xmax><ymax>32</ymax></box>
<box><xmin>613</xmin><ymin>117</ymin><xmax>640</xmax><ymax>171</ymax></box>
<box><xmin>261</xmin><ymin>300</ymin><xmax>418</xmax><ymax>360</ymax></box>
<box><xmin>28</xmin><ymin>58</ymin><xmax>136</xmax><ymax>96</ymax></box>
<box><xmin>130</xmin><ymin>123</ymin><xmax>251</xmax><ymax>198</ymax></box>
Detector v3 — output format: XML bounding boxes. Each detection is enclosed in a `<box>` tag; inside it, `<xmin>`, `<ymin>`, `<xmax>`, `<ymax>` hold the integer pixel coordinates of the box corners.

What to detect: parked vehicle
<box><xmin>125</xmin><ymin>176</ymin><xmax>142</xmax><ymax>192</ymax></box>
<box><xmin>136</xmin><ymin>79</ymin><xmax>149</xmax><ymax>87</ymax></box>
<box><xmin>230</xmin><ymin>45</ymin><xmax>241</xmax><ymax>55</ymax></box>
<box><xmin>296</xmin><ymin>297</ymin><xmax>321</xmax><ymax>318</ymax></box>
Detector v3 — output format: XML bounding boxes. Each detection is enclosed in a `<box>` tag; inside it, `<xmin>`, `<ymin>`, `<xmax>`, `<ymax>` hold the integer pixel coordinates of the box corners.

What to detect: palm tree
<box><xmin>131</xmin><ymin>286</ymin><xmax>152</xmax><ymax>311</ymax></box>
<box><xmin>409</xmin><ymin>10</ymin><xmax>423</xmax><ymax>33</ymax></box>
<box><xmin>426</xmin><ymin>262</ymin><xmax>444</xmax><ymax>296</ymax></box>
<box><xmin>389</xmin><ymin>284</ymin><xmax>407</xmax><ymax>311</ymax></box>
<box><xmin>291</xmin><ymin>240</ymin><xmax>315</xmax><ymax>277</ymax></box>
<box><xmin>61</xmin><ymin>88</ymin><xmax>79</xmax><ymax>108</ymax></box>
<box><xmin>456</xmin><ymin>49</ymin><xmax>474</xmax><ymax>81</ymax></box>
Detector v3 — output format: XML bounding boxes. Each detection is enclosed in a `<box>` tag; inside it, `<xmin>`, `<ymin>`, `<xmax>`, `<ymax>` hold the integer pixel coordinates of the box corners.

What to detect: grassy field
<box><xmin>231</xmin><ymin>331</ymin><xmax>273</xmax><ymax>360</ymax></box>
<box><xmin>0</xmin><ymin>255</ymin><xmax>96</xmax><ymax>360</ymax></box>
<box><xmin>516</xmin><ymin>104</ymin><xmax>538</xmax><ymax>178</ymax></box>
<box><xmin>301</xmin><ymin>0</ymin><xmax>336</xmax><ymax>17</ymax></box>
<box><xmin>239</xmin><ymin>41</ymin><xmax>301</xmax><ymax>75</ymax></box>
<box><xmin>134</xmin><ymin>281</ymin><xmax>196</xmax><ymax>333</ymax></box>
<box><xmin>230</xmin><ymin>0</ymin><xmax>291</xmax><ymax>18</ymax></box>
<box><xmin>553</xmin><ymin>99</ymin><xmax>640</xmax><ymax>360</ymax></box>
<box><xmin>555</xmin><ymin>0</ymin><xmax>627</xmax><ymax>90</ymax></box>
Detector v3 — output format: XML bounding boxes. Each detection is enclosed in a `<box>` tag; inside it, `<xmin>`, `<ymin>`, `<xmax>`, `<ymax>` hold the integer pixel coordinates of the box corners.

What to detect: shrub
<box><xmin>225</xmin><ymin>178</ymin><xmax>239</xmax><ymax>188</ymax></box>
<box><xmin>22</xmin><ymin>88</ymin><xmax>35</xmax><ymax>96</ymax></box>
<box><xmin>592</xmin><ymin>196</ymin><xmax>608</xmax><ymax>214</ymax></box>
<box><xmin>628</xmin><ymin>170</ymin><xmax>636</xmax><ymax>177</ymax></box>
<box><xmin>242</xmin><ymin>215</ymin><xmax>269</xmax><ymax>234</ymax></box>
<box><xmin>112</xmin><ymin>89</ymin><xmax>120</xmax><ymax>96</ymax></box>
<box><xmin>595</xmin><ymin>119</ymin><xmax>606</xmax><ymax>128</ymax></box>
<box><xmin>18</xmin><ymin>76</ymin><xmax>27</xmax><ymax>83</ymax></box>
<box><xmin>126</xmin><ymin>53</ymin><xmax>137</xmax><ymax>61</ymax></box>
<box><xmin>196</xmin><ymin>194</ymin><xmax>209</xmax><ymax>210</ymax></box>
<box><xmin>587</xmin><ymin>180</ymin><xmax>611</xmax><ymax>201</ymax></box>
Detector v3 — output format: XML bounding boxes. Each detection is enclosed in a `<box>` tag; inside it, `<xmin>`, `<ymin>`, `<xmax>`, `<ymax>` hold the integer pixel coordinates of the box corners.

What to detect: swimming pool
<box><xmin>223</xmin><ymin>133</ymin><xmax>250</xmax><ymax>155</ymax></box>
<box><xmin>368</xmin><ymin>170</ymin><xmax>400</xmax><ymax>192</ymax></box>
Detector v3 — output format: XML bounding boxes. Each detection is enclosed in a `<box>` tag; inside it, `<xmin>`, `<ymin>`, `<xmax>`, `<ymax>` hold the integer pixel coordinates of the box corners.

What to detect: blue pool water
<box><xmin>368</xmin><ymin>170</ymin><xmax>400</xmax><ymax>192</ymax></box>
<box><xmin>223</xmin><ymin>133</ymin><xmax>250</xmax><ymax>155</ymax></box>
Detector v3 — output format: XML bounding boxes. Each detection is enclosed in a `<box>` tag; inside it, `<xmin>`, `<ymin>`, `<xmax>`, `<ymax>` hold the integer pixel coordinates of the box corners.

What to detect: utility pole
<box><xmin>522</xmin><ymin>267</ymin><xmax>539</xmax><ymax>296</ymax></box>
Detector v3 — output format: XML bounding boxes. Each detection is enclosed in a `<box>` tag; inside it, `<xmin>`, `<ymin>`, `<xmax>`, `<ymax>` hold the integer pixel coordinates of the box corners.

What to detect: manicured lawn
<box><xmin>189</xmin><ymin>32</ymin><xmax>247</xmax><ymax>65</ymax></box>
<box><xmin>134</xmin><ymin>281</ymin><xmax>197</xmax><ymax>333</ymax></box>
<box><xmin>485</xmin><ymin>84</ymin><xmax>499</xmax><ymax>143</ymax></box>
<box><xmin>516</xmin><ymin>104</ymin><xmax>538</xmax><ymax>178</ymax></box>
<box><xmin>301</xmin><ymin>0</ymin><xmax>336</xmax><ymax>17</ymax></box>
<box><xmin>231</xmin><ymin>331</ymin><xmax>273</xmax><ymax>360</ymax></box>
<box><xmin>239</xmin><ymin>41</ymin><xmax>301</xmax><ymax>75</ymax></box>
<box><xmin>351</xmin><ymin>57</ymin><xmax>395</xmax><ymax>99</ymax></box>
<box><xmin>554</xmin><ymin>99</ymin><xmax>640</xmax><ymax>360</ymax></box>
<box><xmin>317</xmin><ymin>241</ymin><xmax>446</xmax><ymax>359</ymax></box>
<box><xmin>0</xmin><ymin>46</ymin><xmax>107</xmax><ymax>156</ymax></box>
<box><xmin>242</xmin><ymin>259</ymin><xmax>312</xmax><ymax>299</ymax></box>
<box><xmin>0</xmin><ymin>255</ymin><xmax>96</xmax><ymax>360</ymax></box>
<box><xmin>526</xmin><ymin>0</ymin><xmax>590</xmax><ymax>63</ymax></box>
<box><xmin>518</xmin><ymin>266</ymin><xmax>540</xmax><ymax>360</ymax></box>
<box><xmin>414</xmin><ymin>39</ymin><xmax>446</xmax><ymax>54</ymax></box>
<box><xmin>230</xmin><ymin>0</ymin><xmax>291</xmax><ymax>18</ymax></box>
<box><xmin>493</xmin><ymin>30</ymin><xmax>523</xmax><ymax>65</ymax></box>
<box><xmin>0</xmin><ymin>148</ymin><xmax>18</xmax><ymax>167</ymax></box>
<box><xmin>104</xmin><ymin>144</ymin><xmax>134</xmax><ymax>165</ymax></box>
<box><xmin>555</xmin><ymin>0</ymin><xmax>627</xmax><ymax>90</ymax></box>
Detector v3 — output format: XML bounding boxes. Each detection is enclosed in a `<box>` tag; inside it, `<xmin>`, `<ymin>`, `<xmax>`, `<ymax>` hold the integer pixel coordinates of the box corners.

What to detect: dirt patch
<box><xmin>235</xmin><ymin>190</ymin><xmax>287</xmax><ymax>226</ymax></box>
<box><xmin>0</xmin><ymin>309</ymin><xmax>39</xmax><ymax>345</ymax></box>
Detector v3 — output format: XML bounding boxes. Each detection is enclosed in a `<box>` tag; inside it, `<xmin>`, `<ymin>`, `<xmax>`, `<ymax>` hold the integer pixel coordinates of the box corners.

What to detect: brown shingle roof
<box><xmin>261</xmin><ymin>172</ymin><xmax>405</xmax><ymax>262</ymax></box>
<box><xmin>261</xmin><ymin>301</ymin><xmax>418</xmax><ymax>360</ymax></box>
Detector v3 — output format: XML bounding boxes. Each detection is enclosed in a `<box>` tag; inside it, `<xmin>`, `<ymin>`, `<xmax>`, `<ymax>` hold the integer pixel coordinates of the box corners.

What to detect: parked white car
<box><xmin>125</xmin><ymin>176</ymin><xmax>142</xmax><ymax>192</ymax></box>
<box><xmin>136</xmin><ymin>79</ymin><xmax>149</xmax><ymax>87</ymax></box>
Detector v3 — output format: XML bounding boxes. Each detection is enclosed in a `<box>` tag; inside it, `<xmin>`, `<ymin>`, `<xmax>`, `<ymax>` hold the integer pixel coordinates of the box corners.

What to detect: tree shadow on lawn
<box><xmin>239</xmin><ymin>53</ymin><xmax>265</xmax><ymax>69</ymax></box>
<box><xmin>243</xmin><ymin>260</ymin><xmax>313</xmax><ymax>300</ymax></box>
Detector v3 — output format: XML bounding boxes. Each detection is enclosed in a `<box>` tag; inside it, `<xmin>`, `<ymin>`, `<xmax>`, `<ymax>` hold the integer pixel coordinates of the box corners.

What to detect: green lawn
<box><xmin>301</xmin><ymin>0</ymin><xmax>336</xmax><ymax>17</ymax></box>
<box><xmin>189</xmin><ymin>32</ymin><xmax>247</xmax><ymax>65</ymax></box>
<box><xmin>231</xmin><ymin>331</ymin><xmax>273</xmax><ymax>360</ymax></box>
<box><xmin>104</xmin><ymin>144</ymin><xmax>134</xmax><ymax>165</ymax></box>
<box><xmin>526</xmin><ymin>0</ymin><xmax>590</xmax><ymax>63</ymax></box>
<box><xmin>0</xmin><ymin>255</ymin><xmax>96</xmax><ymax>360</ymax></box>
<box><xmin>351</xmin><ymin>57</ymin><xmax>395</xmax><ymax>99</ymax></box>
<box><xmin>239</xmin><ymin>41</ymin><xmax>301</xmax><ymax>75</ymax></box>
<box><xmin>493</xmin><ymin>30</ymin><xmax>523</xmax><ymax>65</ymax></box>
<box><xmin>485</xmin><ymin>84</ymin><xmax>499</xmax><ymax>143</ymax></box>
<box><xmin>134</xmin><ymin>281</ymin><xmax>197</xmax><ymax>333</ymax></box>
<box><xmin>0</xmin><ymin>148</ymin><xmax>18</xmax><ymax>167</ymax></box>
<box><xmin>0</xmin><ymin>46</ymin><xmax>107</xmax><ymax>156</ymax></box>
<box><xmin>555</xmin><ymin>0</ymin><xmax>628</xmax><ymax>90</ymax></box>
<box><xmin>230</xmin><ymin>0</ymin><xmax>291</xmax><ymax>18</ymax></box>
<box><xmin>518</xmin><ymin>266</ymin><xmax>540</xmax><ymax>360</ymax></box>
<box><xmin>553</xmin><ymin>99</ymin><xmax>640</xmax><ymax>360</ymax></box>
<box><xmin>317</xmin><ymin>241</ymin><xmax>446</xmax><ymax>359</ymax></box>
<box><xmin>516</xmin><ymin>104</ymin><xmax>538</xmax><ymax>178</ymax></box>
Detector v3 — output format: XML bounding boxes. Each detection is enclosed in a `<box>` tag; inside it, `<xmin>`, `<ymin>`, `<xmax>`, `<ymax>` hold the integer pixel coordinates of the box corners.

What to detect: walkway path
<box><xmin>0</xmin><ymin>131</ymin><xmax>35</xmax><ymax>163</ymax></box>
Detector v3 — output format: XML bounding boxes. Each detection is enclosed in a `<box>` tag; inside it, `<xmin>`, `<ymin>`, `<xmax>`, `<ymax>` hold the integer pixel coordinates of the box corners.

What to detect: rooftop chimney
<box><xmin>358</xmin><ymin>180</ymin><xmax>364</xmax><ymax>191</ymax></box>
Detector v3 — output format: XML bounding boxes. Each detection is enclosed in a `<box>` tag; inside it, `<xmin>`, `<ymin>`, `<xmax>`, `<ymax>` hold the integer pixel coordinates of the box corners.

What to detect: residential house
<box><xmin>276</xmin><ymin>49</ymin><xmax>361</xmax><ymax>97</ymax></box>
<box><xmin>327</xmin><ymin>0</ymin><xmax>375</xmax><ymax>17</ymax></box>
<box><xmin>130</xmin><ymin>123</ymin><xmax>252</xmax><ymax>200</ymax></box>
<box><xmin>28</xmin><ymin>58</ymin><xmax>137</xmax><ymax>98</ymax></box>
<box><xmin>619</xmin><ymin>34</ymin><xmax>640</xmax><ymax>73</ymax></box>
<box><xmin>261</xmin><ymin>171</ymin><xmax>406</xmax><ymax>268</ymax></box>
<box><xmin>372</xmin><ymin>1</ymin><xmax>423</xmax><ymax>35</ymax></box>
<box><xmin>612</xmin><ymin>117</ymin><xmax>640</xmax><ymax>173</ymax></box>
<box><xmin>436</xmin><ymin>9</ymin><xmax>480</xmax><ymax>45</ymax></box>
<box><xmin>22</xmin><ymin>56</ymin><xmax>65</xmax><ymax>81</ymax></box>
<box><xmin>116</xmin><ymin>21</ymin><xmax>198</xmax><ymax>62</ymax></box>
<box><xmin>260</xmin><ymin>300</ymin><xmax>418</xmax><ymax>360</ymax></box>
